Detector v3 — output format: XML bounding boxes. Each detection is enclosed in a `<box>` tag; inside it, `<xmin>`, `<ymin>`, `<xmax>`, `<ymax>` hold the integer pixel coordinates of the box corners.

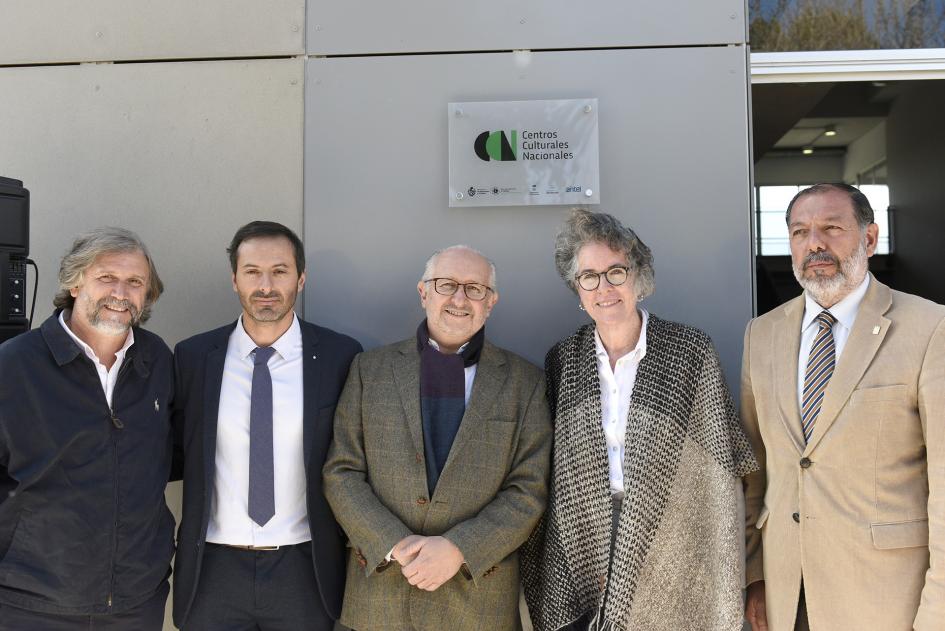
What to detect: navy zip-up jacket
<box><xmin>0</xmin><ymin>311</ymin><xmax>175</xmax><ymax>614</ymax></box>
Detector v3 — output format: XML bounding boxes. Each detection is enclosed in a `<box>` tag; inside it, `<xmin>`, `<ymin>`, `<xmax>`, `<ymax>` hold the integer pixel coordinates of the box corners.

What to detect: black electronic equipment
<box><xmin>0</xmin><ymin>177</ymin><xmax>29</xmax><ymax>256</ymax></box>
<box><xmin>0</xmin><ymin>177</ymin><xmax>32</xmax><ymax>344</ymax></box>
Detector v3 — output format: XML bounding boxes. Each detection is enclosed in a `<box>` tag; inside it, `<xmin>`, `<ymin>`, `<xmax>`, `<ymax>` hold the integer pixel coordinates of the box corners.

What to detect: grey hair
<box><xmin>786</xmin><ymin>183</ymin><xmax>874</xmax><ymax>229</ymax></box>
<box><xmin>54</xmin><ymin>227</ymin><xmax>164</xmax><ymax>324</ymax></box>
<box><xmin>554</xmin><ymin>208</ymin><xmax>655</xmax><ymax>298</ymax></box>
<box><xmin>420</xmin><ymin>245</ymin><xmax>497</xmax><ymax>291</ymax></box>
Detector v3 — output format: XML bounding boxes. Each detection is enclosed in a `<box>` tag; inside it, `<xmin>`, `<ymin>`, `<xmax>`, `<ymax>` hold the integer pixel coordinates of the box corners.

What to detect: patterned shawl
<box><xmin>521</xmin><ymin>317</ymin><xmax>757</xmax><ymax>631</ymax></box>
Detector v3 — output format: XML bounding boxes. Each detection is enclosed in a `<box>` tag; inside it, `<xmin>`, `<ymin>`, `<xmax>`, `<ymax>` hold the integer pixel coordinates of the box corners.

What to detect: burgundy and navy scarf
<box><xmin>416</xmin><ymin>319</ymin><xmax>485</xmax><ymax>494</ymax></box>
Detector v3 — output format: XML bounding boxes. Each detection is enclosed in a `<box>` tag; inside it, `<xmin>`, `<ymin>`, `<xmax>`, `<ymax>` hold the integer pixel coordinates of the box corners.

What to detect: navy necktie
<box><xmin>249</xmin><ymin>346</ymin><xmax>276</xmax><ymax>526</ymax></box>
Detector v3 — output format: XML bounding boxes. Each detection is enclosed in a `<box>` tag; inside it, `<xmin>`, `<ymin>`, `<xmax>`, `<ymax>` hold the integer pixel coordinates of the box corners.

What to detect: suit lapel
<box><xmin>774</xmin><ymin>296</ymin><xmax>807</xmax><ymax>454</ymax></box>
<box><xmin>804</xmin><ymin>277</ymin><xmax>891</xmax><ymax>454</ymax></box>
<box><xmin>202</xmin><ymin>335</ymin><xmax>229</xmax><ymax>493</ymax></box>
<box><xmin>393</xmin><ymin>339</ymin><xmax>425</xmax><ymax>457</ymax></box>
<box><xmin>434</xmin><ymin>343</ymin><xmax>507</xmax><ymax>497</ymax></box>
<box><xmin>301</xmin><ymin>322</ymin><xmax>321</xmax><ymax>469</ymax></box>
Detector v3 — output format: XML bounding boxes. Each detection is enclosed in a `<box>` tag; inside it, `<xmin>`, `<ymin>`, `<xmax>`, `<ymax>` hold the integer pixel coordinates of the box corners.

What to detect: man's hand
<box><xmin>399</xmin><ymin>536</ymin><xmax>464</xmax><ymax>591</ymax></box>
<box><xmin>746</xmin><ymin>581</ymin><xmax>768</xmax><ymax>631</ymax></box>
<box><xmin>391</xmin><ymin>534</ymin><xmax>426</xmax><ymax>566</ymax></box>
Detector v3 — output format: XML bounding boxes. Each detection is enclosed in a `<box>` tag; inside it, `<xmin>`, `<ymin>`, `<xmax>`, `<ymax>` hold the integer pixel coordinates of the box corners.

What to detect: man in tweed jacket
<box><xmin>323</xmin><ymin>245</ymin><xmax>551</xmax><ymax>631</ymax></box>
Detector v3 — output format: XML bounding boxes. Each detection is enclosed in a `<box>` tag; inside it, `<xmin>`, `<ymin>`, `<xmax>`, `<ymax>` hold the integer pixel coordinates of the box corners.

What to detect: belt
<box><xmin>208</xmin><ymin>542</ymin><xmax>281</xmax><ymax>551</ymax></box>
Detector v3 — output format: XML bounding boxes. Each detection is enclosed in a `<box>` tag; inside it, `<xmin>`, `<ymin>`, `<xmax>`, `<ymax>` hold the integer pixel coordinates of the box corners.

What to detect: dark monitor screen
<box><xmin>0</xmin><ymin>177</ymin><xmax>29</xmax><ymax>256</ymax></box>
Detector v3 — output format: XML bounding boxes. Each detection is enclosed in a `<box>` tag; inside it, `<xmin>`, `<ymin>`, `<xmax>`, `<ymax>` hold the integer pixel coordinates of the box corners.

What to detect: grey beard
<box><xmin>793</xmin><ymin>241</ymin><xmax>869</xmax><ymax>307</ymax></box>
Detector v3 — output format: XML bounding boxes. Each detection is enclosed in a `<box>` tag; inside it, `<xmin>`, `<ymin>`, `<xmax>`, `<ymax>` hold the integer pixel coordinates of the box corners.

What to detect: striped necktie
<box><xmin>801</xmin><ymin>310</ymin><xmax>837</xmax><ymax>442</ymax></box>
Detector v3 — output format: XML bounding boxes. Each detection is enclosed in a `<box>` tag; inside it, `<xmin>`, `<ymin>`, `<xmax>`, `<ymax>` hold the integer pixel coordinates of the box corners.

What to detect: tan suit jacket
<box><xmin>741</xmin><ymin>275</ymin><xmax>945</xmax><ymax>631</ymax></box>
<box><xmin>323</xmin><ymin>338</ymin><xmax>551</xmax><ymax>631</ymax></box>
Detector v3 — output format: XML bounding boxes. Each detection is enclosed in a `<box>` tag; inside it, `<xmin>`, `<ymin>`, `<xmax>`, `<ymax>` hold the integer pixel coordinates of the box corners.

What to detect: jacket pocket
<box><xmin>850</xmin><ymin>384</ymin><xmax>908</xmax><ymax>404</ymax></box>
<box><xmin>0</xmin><ymin>511</ymin><xmax>28</xmax><ymax>572</ymax></box>
<box><xmin>870</xmin><ymin>518</ymin><xmax>928</xmax><ymax>549</ymax></box>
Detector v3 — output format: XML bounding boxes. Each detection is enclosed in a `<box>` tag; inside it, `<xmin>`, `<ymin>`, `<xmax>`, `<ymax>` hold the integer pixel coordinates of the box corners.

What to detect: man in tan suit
<box><xmin>742</xmin><ymin>183</ymin><xmax>945</xmax><ymax>631</ymax></box>
<box><xmin>323</xmin><ymin>245</ymin><xmax>551</xmax><ymax>631</ymax></box>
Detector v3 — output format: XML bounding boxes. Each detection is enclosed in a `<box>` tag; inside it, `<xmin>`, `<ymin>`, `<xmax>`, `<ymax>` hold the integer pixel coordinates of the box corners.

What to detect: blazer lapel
<box><xmin>804</xmin><ymin>277</ymin><xmax>891</xmax><ymax>454</ymax></box>
<box><xmin>202</xmin><ymin>340</ymin><xmax>228</xmax><ymax>494</ymax></box>
<box><xmin>434</xmin><ymin>342</ymin><xmax>507</xmax><ymax>496</ymax></box>
<box><xmin>774</xmin><ymin>296</ymin><xmax>807</xmax><ymax>454</ymax></box>
<box><xmin>393</xmin><ymin>339</ymin><xmax>425</xmax><ymax>457</ymax></box>
<box><xmin>301</xmin><ymin>323</ymin><xmax>321</xmax><ymax>469</ymax></box>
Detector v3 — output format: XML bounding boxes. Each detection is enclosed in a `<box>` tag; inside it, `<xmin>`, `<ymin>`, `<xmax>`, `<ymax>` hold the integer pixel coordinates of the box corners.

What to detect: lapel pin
<box><xmin>872</xmin><ymin>326</ymin><xmax>880</xmax><ymax>335</ymax></box>
<box><xmin>154</xmin><ymin>399</ymin><xmax>160</xmax><ymax>411</ymax></box>
<box><xmin>312</xmin><ymin>354</ymin><xmax>317</xmax><ymax>360</ymax></box>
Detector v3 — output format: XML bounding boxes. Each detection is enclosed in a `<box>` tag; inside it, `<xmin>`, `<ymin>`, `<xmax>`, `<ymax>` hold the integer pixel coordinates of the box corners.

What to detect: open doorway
<box><xmin>751</xmin><ymin>78</ymin><xmax>945</xmax><ymax>314</ymax></box>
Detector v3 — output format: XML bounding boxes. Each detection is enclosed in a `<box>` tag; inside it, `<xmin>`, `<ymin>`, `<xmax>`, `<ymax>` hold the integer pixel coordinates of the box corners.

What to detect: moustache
<box><xmin>97</xmin><ymin>297</ymin><xmax>140</xmax><ymax>316</ymax></box>
<box><xmin>251</xmin><ymin>291</ymin><xmax>283</xmax><ymax>302</ymax></box>
<box><xmin>803</xmin><ymin>251</ymin><xmax>839</xmax><ymax>269</ymax></box>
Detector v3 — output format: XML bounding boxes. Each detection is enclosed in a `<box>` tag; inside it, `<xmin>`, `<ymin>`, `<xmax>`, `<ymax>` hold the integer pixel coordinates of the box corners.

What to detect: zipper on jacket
<box><xmin>105</xmin><ymin>357</ymin><xmax>133</xmax><ymax>610</ymax></box>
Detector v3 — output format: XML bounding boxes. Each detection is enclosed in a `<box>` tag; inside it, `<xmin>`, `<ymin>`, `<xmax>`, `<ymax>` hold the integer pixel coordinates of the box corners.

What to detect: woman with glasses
<box><xmin>521</xmin><ymin>209</ymin><xmax>757</xmax><ymax>631</ymax></box>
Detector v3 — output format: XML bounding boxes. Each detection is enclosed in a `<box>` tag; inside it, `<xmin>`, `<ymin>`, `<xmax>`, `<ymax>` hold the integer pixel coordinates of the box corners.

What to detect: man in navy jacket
<box><xmin>0</xmin><ymin>227</ymin><xmax>174</xmax><ymax>630</ymax></box>
<box><xmin>172</xmin><ymin>221</ymin><xmax>361</xmax><ymax>630</ymax></box>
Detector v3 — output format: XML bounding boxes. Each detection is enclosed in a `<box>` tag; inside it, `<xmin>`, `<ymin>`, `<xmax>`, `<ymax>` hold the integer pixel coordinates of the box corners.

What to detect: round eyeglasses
<box><xmin>424</xmin><ymin>278</ymin><xmax>494</xmax><ymax>301</ymax></box>
<box><xmin>576</xmin><ymin>265</ymin><xmax>630</xmax><ymax>291</ymax></box>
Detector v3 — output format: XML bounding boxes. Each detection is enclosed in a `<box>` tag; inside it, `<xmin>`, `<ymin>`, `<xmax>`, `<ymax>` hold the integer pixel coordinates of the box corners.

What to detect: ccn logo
<box><xmin>474</xmin><ymin>130</ymin><xmax>517</xmax><ymax>162</ymax></box>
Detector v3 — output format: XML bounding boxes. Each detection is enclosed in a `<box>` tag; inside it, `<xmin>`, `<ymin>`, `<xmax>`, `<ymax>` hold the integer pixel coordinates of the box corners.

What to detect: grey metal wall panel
<box><xmin>304</xmin><ymin>47</ymin><xmax>753</xmax><ymax>388</ymax></box>
<box><xmin>0</xmin><ymin>1</ymin><xmax>304</xmax><ymax>65</ymax></box>
<box><xmin>307</xmin><ymin>0</ymin><xmax>746</xmax><ymax>55</ymax></box>
<box><xmin>0</xmin><ymin>58</ymin><xmax>304</xmax><ymax>348</ymax></box>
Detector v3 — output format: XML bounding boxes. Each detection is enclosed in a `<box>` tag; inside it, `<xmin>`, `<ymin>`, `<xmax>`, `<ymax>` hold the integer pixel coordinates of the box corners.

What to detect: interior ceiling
<box><xmin>751</xmin><ymin>81</ymin><xmax>906</xmax><ymax>162</ymax></box>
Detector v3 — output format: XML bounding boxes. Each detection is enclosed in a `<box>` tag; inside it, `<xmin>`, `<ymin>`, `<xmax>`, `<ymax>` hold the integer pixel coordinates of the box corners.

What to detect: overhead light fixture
<box><xmin>824</xmin><ymin>125</ymin><xmax>838</xmax><ymax>137</ymax></box>
<box><xmin>802</xmin><ymin>147</ymin><xmax>814</xmax><ymax>155</ymax></box>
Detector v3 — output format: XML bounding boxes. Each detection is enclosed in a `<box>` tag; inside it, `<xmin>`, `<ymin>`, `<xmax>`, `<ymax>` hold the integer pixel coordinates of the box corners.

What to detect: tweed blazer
<box><xmin>323</xmin><ymin>337</ymin><xmax>552</xmax><ymax>631</ymax></box>
<box><xmin>741</xmin><ymin>275</ymin><xmax>945</xmax><ymax>631</ymax></box>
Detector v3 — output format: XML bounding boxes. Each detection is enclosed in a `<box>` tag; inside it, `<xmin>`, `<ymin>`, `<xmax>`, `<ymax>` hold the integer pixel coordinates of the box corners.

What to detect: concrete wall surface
<box><xmin>307</xmin><ymin>0</ymin><xmax>746</xmax><ymax>54</ymax></box>
<box><xmin>304</xmin><ymin>46</ymin><xmax>753</xmax><ymax>388</ymax></box>
<box><xmin>0</xmin><ymin>0</ymin><xmax>304</xmax><ymax>64</ymax></box>
<box><xmin>0</xmin><ymin>58</ymin><xmax>305</xmax><ymax>346</ymax></box>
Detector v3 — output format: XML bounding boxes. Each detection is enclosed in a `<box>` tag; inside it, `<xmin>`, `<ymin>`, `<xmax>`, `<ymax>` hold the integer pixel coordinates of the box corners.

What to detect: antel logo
<box><xmin>474</xmin><ymin>130</ymin><xmax>517</xmax><ymax>162</ymax></box>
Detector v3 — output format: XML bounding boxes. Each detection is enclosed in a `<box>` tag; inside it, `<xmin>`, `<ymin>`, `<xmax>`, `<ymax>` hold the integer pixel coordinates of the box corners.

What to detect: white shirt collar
<box><xmin>59</xmin><ymin>309</ymin><xmax>135</xmax><ymax>363</ymax></box>
<box><xmin>594</xmin><ymin>308</ymin><xmax>649</xmax><ymax>361</ymax></box>
<box><xmin>427</xmin><ymin>337</ymin><xmax>470</xmax><ymax>355</ymax></box>
<box><xmin>802</xmin><ymin>273</ymin><xmax>870</xmax><ymax>333</ymax></box>
<box><xmin>234</xmin><ymin>312</ymin><xmax>301</xmax><ymax>361</ymax></box>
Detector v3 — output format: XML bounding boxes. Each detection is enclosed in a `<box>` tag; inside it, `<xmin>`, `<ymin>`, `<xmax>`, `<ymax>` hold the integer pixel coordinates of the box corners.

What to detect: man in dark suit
<box><xmin>323</xmin><ymin>245</ymin><xmax>551</xmax><ymax>631</ymax></box>
<box><xmin>172</xmin><ymin>221</ymin><xmax>361</xmax><ymax>631</ymax></box>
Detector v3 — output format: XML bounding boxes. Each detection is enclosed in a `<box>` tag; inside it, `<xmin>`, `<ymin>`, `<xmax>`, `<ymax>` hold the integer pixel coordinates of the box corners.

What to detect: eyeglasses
<box><xmin>576</xmin><ymin>265</ymin><xmax>630</xmax><ymax>291</ymax></box>
<box><xmin>424</xmin><ymin>278</ymin><xmax>494</xmax><ymax>301</ymax></box>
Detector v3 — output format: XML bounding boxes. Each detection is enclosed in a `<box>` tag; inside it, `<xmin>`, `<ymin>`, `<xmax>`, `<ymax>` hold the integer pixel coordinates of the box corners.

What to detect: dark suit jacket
<box><xmin>171</xmin><ymin>318</ymin><xmax>361</xmax><ymax>628</ymax></box>
<box><xmin>323</xmin><ymin>338</ymin><xmax>552</xmax><ymax>631</ymax></box>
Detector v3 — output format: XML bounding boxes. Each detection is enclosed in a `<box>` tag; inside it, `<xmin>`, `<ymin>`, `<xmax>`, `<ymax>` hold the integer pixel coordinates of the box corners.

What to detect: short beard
<box><xmin>793</xmin><ymin>238</ymin><xmax>869</xmax><ymax>307</ymax></box>
<box><xmin>84</xmin><ymin>295</ymin><xmax>141</xmax><ymax>336</ymax></box>
<box><xmin>242</xmin><ymin>290</ymin><xmax>295</xmax><ymax>324</ymax></box>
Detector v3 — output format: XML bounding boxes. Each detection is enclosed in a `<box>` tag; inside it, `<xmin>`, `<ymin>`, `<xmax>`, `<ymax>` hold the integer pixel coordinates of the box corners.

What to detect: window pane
<box><xmin>756</xmin><ymin>184</ymin><xmax>893</xmax><ymax>255</ymax></box>
<box><xmin>749</xmin><ymin>0</ymin><xmax>945</xmax><ymax>52</ymax></box>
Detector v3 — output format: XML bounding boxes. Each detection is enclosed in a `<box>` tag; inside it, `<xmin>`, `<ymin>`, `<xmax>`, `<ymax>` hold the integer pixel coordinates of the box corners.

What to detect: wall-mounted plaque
<box><xmin>448</xmin><ymin>98</ymin><xmax>600</xmax><ymax>207</ymax></box>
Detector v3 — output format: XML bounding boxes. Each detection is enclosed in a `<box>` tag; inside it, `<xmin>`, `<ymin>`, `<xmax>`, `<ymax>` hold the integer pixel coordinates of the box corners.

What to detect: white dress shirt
<box><xmin>59</xmin><ymin>309</ymin><xmax>134</xmax><ymax>408</ymax></box>
<box><xmin>206</xmin><ymin>313</ymin><xmax>310</xmax><ymax>546</ymax></box>
<box><xmin>797</xmin><ymin>274</ymin><xmax>870</xmax><ymax>406</ymax></box>
<box><xmin>595</xmin><ymin>309</ymin><xmax>649</xmax><ymax>494</ymax></box>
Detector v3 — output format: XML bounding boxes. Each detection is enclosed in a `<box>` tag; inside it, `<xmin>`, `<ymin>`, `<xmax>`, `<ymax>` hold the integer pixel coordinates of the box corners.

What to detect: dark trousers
<box><xmin>794</xmin><ymin>582</ymin><xmax>810</xmax><ymax>631</ymax></box>
<box><xmin>0</xmin><ymin>581</ymin><xmax>168</xmax><ymax>631</ymax></box>
<box><xmin>183</xmin><ymin>542</ymin><xmax>332</xmax><ymax>631</ymax></box>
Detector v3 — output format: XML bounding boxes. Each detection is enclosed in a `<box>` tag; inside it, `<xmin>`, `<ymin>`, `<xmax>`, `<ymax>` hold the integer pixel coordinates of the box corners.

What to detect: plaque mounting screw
<box><xmin>584</xmin><ymin>104</ymin><xmax>592</xmax><ymax>113</ymax></box>
<box><xmin>585</xmin><ymin>189</ymin><xmax>594</xmax><ymax>197</ymax></box>
<box><xmin>456</xmin><ymin>192</ymin><xmax>464</xmax><ymax>200</ymax></box>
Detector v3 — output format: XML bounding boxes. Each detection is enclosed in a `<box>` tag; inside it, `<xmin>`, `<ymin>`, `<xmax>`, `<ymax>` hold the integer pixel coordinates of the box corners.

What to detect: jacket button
<box><xmin>416</xmin><ymin>453</ymin><xmax>422</xmax><ymax>463</ymax></box>
<box><xmin>417</xmin><ymin>497</ymin><xmax>428</xmax><ymax>505</ymax></box>
<box><xmin>792</xmin><ymin>512</ymin><xmax>800</xmax><ymax>523</ymax></box>
<box><xmin>799</xmin><ymin>457</ymin><xmax>812</xmax><ymax>468</ymax></box>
